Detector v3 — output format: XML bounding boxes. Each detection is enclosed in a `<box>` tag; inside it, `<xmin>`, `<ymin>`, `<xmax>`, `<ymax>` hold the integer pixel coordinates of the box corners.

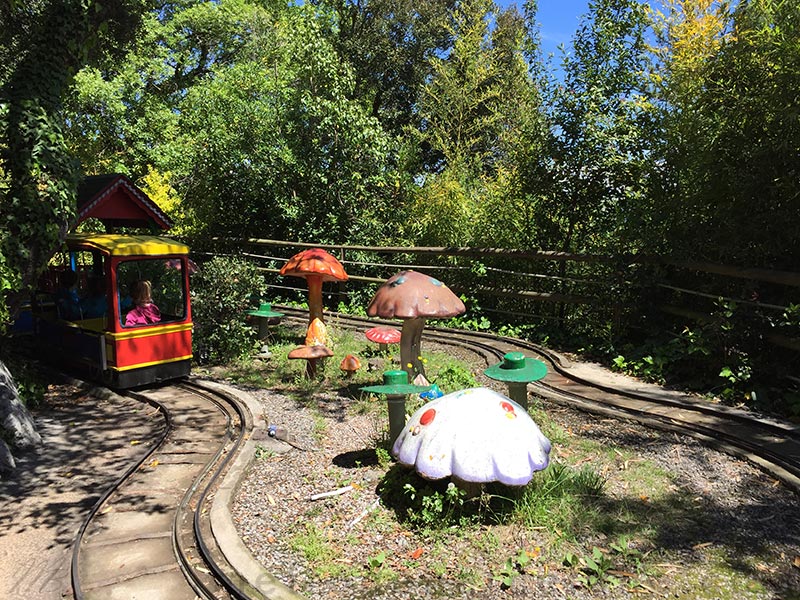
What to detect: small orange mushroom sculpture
<box><xmin>280</xmin><ymin>248</ymin><xmax>348</xmax><ymax>328</ymax></box>
<box><xmin>340</xmin><ymin>354</ymin><xmax>361</xmax><ymax>378</ymax></box>
<box><xmin>305</xmin><ymin>317</ymin><xmax>328</xmax><ymax>347</ymax></box>
<box><xmin>367</xmin><ymin>270</ymin><xmax>465</xmax><ymax>381</ymax></box>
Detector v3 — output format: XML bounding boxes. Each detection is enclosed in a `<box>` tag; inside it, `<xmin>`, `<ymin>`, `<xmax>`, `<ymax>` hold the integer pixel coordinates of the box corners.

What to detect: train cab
<box><xmin>34</xmin><ymin>233</ymin><xmax>193</xmax><ymax>388</ymax></box>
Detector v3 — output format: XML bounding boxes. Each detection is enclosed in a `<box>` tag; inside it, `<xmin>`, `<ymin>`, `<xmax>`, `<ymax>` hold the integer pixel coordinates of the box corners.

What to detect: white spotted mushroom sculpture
<box><xmin>393</xmin><ymin>387</ymin><xmax>551</xmax><ymax>491</ymax></box>
<box><xmin>367</xmin><ymin>270</ymin><xmax>465</xmax><ymax>382</ymax></box>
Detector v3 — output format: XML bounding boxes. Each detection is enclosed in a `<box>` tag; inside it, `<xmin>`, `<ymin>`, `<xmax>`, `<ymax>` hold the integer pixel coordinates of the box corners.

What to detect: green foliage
<box><xmin>366</xmin><ymin>550</ymin><xmax>386</xmax><ymax>570</ymax></box>
<box><xmin>288</xmin><ymin>522</ymin><xmax>351</xmax><ymax>578</ymax></box>
<box><xmin>564</xmin><ymin>546</ymin><xmax>619</xmax><ymax>588</ymax></box>
<box><xmin>254</xmin><ymin>444</ymin><xmax>274</xmax><ymax>460</ymax></box>
<box><xmin>1</xmin><ymin>0</ymin><xmax>150</xmax><ymax>322</ymax></box>
<box><xmin>505</xmin><ymin>462</ymin><xmax>606</xmax><ymax>532</ymax></box>
<box><xmin>542</xmin><ymin>0</ymin><xmax>655</xmax><ymax>256</ymax></box>
<box><xmin>428</xmin><ymin>362</ymin><xmax>477</xmax><ymax>395</ymax></box>
<box><xmin>374</xmin><ymin>446</ymin><xmax>392</xmax><ymax>470</ymax></box>
<box><xmin>651</xmin><ymin>0</ymin><xmax>800</xmax><ymax>269</ymax></box>
<box><xmin>190</xmin><ymin>256</ymin><xmax>267</xmax><ymax>364</ymax></box>
<box><xmin>320</xmin><ymin>0</ymin><xmax>453</xmax><ymax>141</ymax></box>
<box><xmin>178</xmin><ymin>4</ymin><xmax>399</xmax><ymax>245</ymax></box>
<box><xmin>493</xmin><ymin>548</ymin><xmax>532</xmax><ymax>589</ymax></box>
<box><xmin>378</xmin><ymin>467</ymin><xmax>471</xmax><ymax>531</ymax></box>
<box><xmin>562</xmin><ymin>537</ymin><xmax>646</xmax><ymax>590</ymax></box>
<box><xmin>402</xmin><ymin>479</ymin><xmax>469</xmax><ymax>529</ymax></box>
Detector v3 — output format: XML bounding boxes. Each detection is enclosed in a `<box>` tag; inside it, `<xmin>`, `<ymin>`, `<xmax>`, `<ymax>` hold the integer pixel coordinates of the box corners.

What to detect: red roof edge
<box><xmin>74</xmin><ymin>174</ymin><xmax>174</xmax><ymax>232</ymax></box>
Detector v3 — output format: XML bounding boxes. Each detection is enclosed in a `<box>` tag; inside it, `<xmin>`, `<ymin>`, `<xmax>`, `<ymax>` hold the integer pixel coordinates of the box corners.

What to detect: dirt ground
<box><xmin>0</xmin><ymin>380</ymin><xmax>163</xmax><ymax>600</ymax></box>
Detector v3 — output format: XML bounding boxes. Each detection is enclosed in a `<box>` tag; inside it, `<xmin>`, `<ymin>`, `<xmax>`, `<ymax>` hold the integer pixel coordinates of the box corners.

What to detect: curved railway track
<box><xmin>278</xmin><ymin>306</ymin><xmax>800</xmax><ymax>492</ymax></box>
<box><xmin>70</xmin><ymin>380</ymin><xmax>265</xmax><ymax>600</ymax></box>
<box><xmin>67</xmin><ymin>305</ymin><xmax>799</xmax><ymax>599</ymax></box>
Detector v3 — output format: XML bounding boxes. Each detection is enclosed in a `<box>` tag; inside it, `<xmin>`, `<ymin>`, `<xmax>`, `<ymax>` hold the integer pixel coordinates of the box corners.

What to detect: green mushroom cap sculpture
<box><xmin>367</xmin><ymin>270</ymin><xmax>465</xmax><ymax>381</ymax></box>
<box><xmin>393</xmin><ymin>387</ymin><xmax>551</xmax><ymax>486</ymax></box>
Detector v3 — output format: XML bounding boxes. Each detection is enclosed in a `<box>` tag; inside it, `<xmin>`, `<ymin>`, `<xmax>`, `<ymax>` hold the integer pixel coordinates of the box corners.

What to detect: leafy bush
<box><xmin>190</xmin><ymin>257</ymin><xmax>267</xmax><ymax>364</ymax></box>
<box><xmin>0</xmin><ymin>353</ymin><xmax>45</xmax><ymax>408</ymax></box>
<box><xmin>378</xmin><ymin>466</ymin><xmax>472</xmax><ymax>530</ymax></box>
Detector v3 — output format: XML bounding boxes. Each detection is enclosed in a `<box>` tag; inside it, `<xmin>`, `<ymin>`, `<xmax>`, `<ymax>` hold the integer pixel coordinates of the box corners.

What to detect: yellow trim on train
<box><xmin>111</xmin><ymin>355</ymin><xmax>193</xmax><ymax>372</ymax></box>
<box><xmin>107</xmin><ymin>322</ymin><xmax>193</xmax><ymax>340</ymax></box>
<box><xmin>66</xmin><ymin>232</ymin><xmax>189</xmax><ymax>257</ymax></box>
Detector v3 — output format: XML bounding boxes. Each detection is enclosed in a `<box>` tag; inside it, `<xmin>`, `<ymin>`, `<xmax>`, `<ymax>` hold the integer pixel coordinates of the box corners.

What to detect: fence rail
<box><xmin>203</xmin><ymin>237</ymin><xmax>799</xmax><ymax>348</ymax></box>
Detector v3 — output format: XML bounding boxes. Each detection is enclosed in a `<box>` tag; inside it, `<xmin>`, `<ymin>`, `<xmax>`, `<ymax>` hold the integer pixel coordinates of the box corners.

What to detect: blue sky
<box><xmin>496</xmin><ymin>0</ymin><xmax>590</xmax><ymax>58</ymax></box>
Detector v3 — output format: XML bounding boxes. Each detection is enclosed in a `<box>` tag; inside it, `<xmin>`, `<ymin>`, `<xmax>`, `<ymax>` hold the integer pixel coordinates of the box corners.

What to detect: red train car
<box><xmin>34</xmin><ymin>233</ymin><xmax>193</xmax><ymax>388</ymax></box>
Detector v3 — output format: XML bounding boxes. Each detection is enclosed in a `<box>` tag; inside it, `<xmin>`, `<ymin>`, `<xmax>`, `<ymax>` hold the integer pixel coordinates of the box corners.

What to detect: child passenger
<box><xmin>80</xmin><ymin>275</ymin><xmax>108</xmax><ymax>318</ymax></box>
<box><xmin>55</xmin><ymin>270</ymin><xmax>82</xmax><ymax>320</ymax></box>
<box><xmin>124</xmin><ymin>280</ymin><xmax>161</xmax><ymax>326</ymax></box>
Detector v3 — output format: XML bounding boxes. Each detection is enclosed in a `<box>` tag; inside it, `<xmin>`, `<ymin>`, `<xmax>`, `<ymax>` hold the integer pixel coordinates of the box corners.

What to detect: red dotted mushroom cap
<box><xmin>367</xmin><ymin>270</ymin><xmax>465</xmax><ymax>319</ymax></box>
<box><xmin>365</xmin><ymin>326</ymin><xmax>402</xmax><ymax>345</ymax></box>
<box><xmin>280</xmin><ymin>248</ymin><xmax>348</xmax><ymax>282</ymax></box>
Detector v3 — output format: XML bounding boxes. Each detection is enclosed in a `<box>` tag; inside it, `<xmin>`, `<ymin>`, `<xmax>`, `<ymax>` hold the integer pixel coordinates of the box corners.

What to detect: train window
<box><xmin>117</xmin><ymin>258</ymin><xmax>186</xmax><ymax>327</ymax></box>
<box><xmin>44</xmin><ymin>249</ymin><xmax>104</xmax><ymax>295</ymax></box>
<box><xmin>41</xmin><ymin>249</ymin><xmax>105</xmax><ymax>321</ymax></box>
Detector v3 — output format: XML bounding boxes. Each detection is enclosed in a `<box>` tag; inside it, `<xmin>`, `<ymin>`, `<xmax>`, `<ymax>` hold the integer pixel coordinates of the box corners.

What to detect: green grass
<box><xmin>213</xmin><ymin>320</ymin><xmax>796</xmax><ymax>598</ymax></box>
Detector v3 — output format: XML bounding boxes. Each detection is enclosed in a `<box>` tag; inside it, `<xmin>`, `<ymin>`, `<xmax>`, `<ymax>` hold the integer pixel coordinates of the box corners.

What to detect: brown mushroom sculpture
<box><xmin>288</xmin><ymin>344</ymin><xmax>334</xmax><ymax>379</ymax></box>
<box><xmin>367</xmin><ymin>270</ymin><xmax>465</xmax><ymax>380</ymax></box>
<box><xmin>280</xmin><ymin>248</ymin><xmax>348</xmax><ymax>338</ymax></box>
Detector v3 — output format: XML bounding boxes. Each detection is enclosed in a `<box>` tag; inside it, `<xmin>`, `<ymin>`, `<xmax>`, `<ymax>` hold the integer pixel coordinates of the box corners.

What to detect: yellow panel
<box><xmin>107</xmin><ymin>322</ymin><xmax>193</xmax><ymax>340</ymax></box>
<box><xmin>111</xmin><ymin>354</ymin><xmax>193</xmax><ymax>372</ymax></box>
<box><xmin>66</xmin><ymin>233</ymin><xmax>189</xmax><ymax>257</ymax></box>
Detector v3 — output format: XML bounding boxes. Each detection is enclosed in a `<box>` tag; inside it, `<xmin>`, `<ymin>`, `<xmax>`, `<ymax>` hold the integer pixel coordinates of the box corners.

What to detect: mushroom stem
<box><xmin>306</xmin><ymin>358</ymin><xmax>318</xmax><ymax>379</ymax></box>
<box><xmin>400</xmin><ymin>317</ymin><xmax>426</xmax><ymax>379</ymax></box>
<box><xmin>306</xmin><ymin>275</ymin><xmax>324</xmax><ymax>323</ymax></box>
<box><xmin>506</xmin><ymin>382</ymin><xmax>529</xmax><ymax>410</ymax></box>
<box><xmin>450</xmin><ymin>476</ymin><xmax>483</xmax><ymax>498</ymax></box>
<box><xmin>386</xmin><ymin>394</ymin><xmax>407</xmax><ymax>445</ymax></box>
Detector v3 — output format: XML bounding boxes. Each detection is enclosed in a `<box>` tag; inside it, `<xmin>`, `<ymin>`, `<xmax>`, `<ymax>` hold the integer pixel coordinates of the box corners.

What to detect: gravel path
<box><xmin>228</xmin><ymin>354</ymin><xmax>800</xmax><ymax>600</ymax></box>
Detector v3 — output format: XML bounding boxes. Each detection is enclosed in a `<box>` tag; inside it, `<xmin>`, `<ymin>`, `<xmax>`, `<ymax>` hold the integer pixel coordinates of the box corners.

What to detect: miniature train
<box><xmin>33</xmin><ymin>232</ymin><xmax>193</xmax><ymax>388</ymax></box>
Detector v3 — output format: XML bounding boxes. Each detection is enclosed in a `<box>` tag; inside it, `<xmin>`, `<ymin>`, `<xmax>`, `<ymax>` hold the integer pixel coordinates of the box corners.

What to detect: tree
<box><xmin>651</xmin><ymin>0</ymin><xmax>800</xmax><ymax>268</ymax></box>
<box><xmin>408</xmin><ymin>0</ymin><xmax>510</xmax><ymax>246</ymax></box>
<box><xmin>178</xmin><ymin>4</ymin><xmax>398</xmax><ymax>245</ymax></box>
<box><xmin>63</xmin><ymin>0</ymin><xmax>273</xmax><ymax>179</ymax></box>
<box><xmin>540</xmin><ymin>0</ymin><xmax>656</xmax><ymax>256</ymax></box>
<box><xmin>0</xmin><ymin>0</ymin><xmax>151</xmax><ymax>326</ymax></box>
<box><xmin>473</xmin><ymin>0</ymin><xmax>551</xmax><ymax>249</ymax></box>
<box><xmin>316</xmin><ymin>0</ymin><xmax>455</xmax><ymax>139</ymax></box>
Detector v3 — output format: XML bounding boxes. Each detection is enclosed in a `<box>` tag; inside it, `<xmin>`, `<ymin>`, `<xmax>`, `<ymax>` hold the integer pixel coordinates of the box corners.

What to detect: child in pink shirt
<box><xmin>125</xmin><ymin>280</ymin><xmax>161</xmax><ymax>326</ymax></box>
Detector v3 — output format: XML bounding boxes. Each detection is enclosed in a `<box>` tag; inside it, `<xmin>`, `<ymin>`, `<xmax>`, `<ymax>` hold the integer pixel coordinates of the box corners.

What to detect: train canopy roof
<box><xmin>66</xmin><ymin>233</ymin><xmax>189</xmax><ymax>257</ymax></box>
<box><xmin>75</xmin><ymin>174</ymin><xmax>173</xmax><ymax>231</ymax></box>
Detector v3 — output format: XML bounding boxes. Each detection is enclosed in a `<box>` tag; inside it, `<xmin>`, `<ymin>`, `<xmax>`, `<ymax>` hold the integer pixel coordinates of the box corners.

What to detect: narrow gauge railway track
<box><xmin>278</xmin><ymin>306</ymin><xmax>800</xmax><ymax>492</ymax></box>
<box><xmin>71</xmin><ymin>380</ymin><xmax>265</xmax><ymax>600</ymax></box>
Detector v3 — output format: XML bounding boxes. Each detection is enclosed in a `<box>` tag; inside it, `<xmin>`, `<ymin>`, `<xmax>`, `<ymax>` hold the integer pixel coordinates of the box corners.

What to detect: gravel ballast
<box><xmin>228</xmin><ymin>354</ymin><xmax>800</xmax><ymax>600</ymax></box>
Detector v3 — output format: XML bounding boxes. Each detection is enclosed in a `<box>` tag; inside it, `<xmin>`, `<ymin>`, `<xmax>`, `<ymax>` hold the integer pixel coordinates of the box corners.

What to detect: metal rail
<box><xmin>69</xmin><ymin>309</ymin><xmax>799</xmax><ymax>599</ymax></box>
<box><xmin>278</xmin><ymin>306</ymin><xmax>800</xmax><ymax>492</ymax></box>
<box><xmin>70</xmin><ymin>382</ymin><xmax>263</xmax><ymax>600</ymax></box>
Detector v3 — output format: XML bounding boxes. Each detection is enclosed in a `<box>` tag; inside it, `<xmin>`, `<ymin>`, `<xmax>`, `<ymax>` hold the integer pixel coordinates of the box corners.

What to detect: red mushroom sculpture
<box><xmin>280</xmin><ymin>248</ymin><xmax>348</xmax><ymax>327</ymax></box>
<box><xmin>367</xmin><ymin>270</ymin><xmax>465</xmax><ymax>381</ymax></box>
<box><xmin>365</xmin><ymin>326</ymin><xmax>402</xmax><ymax>353</ymax></box>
